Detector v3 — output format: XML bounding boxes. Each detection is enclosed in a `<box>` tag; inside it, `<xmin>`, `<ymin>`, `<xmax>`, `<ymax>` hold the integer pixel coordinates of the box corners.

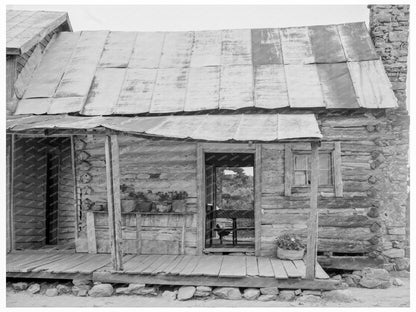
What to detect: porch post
<box><xmin>105</xmin><ymin>135</ymin><xmax>123</xmax><ymax>270</ymax></box>
<box><xmin>305</xmin><ymin>141</ymin><xmax>319</xmax><ymax>279</ymax></box>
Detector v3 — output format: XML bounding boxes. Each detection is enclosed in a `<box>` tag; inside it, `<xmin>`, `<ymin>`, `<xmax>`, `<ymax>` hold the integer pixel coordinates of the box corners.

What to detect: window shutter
<box><xmin>284</xmin><ymin>144</ymin><xmax>292</xmax><ymax>196</ymax></box>
<box><xmin>333</xmin><ymin>142</ymin><xmax>343</xmax><ymax>197</ymax></box>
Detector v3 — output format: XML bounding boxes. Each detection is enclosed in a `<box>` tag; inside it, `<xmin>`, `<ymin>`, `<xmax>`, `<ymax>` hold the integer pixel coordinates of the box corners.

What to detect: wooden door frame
<box><xmin>196</xmin><ymin>143</ymin><xmax>262</xmax><ymax>256</ymax></box>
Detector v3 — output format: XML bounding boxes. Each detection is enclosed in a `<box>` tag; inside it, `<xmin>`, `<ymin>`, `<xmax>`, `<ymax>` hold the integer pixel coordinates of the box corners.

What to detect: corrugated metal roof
<box><xmin>7</xmin><ymin>10</ymin><xmax>71</xmax><ymax>55</ymax></box>
<box><xmin>12</xmin><ymin>22</ymin><xmax>397</xmax><ymax>115</ymax></box>
<box><xmin>6</xmin><ymin>114</ymin><xmax>322</xmax><ymax>142</ymax></box>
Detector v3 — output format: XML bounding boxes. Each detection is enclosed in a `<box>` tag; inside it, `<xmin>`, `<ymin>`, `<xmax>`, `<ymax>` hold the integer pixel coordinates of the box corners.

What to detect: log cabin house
<box><xmin>6</xmin><ymin>6</ymin><xmax>409</xmax><ymax>290</ymax></box>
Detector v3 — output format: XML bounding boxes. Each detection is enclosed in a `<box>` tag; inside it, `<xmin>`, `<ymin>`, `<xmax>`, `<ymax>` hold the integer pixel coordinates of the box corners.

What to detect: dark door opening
<box><xmin>45</xmin><ymin>148</ymin><xmax>60</xmax><ymax>245</ymax></box>
<box><xmin>205</xmin><ymin>153</ymin><xmax>255</xmax><ymax>251</ymax></box>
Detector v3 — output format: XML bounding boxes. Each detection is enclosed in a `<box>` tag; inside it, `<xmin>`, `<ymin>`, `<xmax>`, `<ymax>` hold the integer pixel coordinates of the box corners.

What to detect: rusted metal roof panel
<box><xmin>280</xmin><ymin>27</ymin><xmax>315</xmax><ymax>64</ymax></box>
<box><xmin>7</xmin><ymin>114</ymin><xmax>322</xmax><ymax>142</ymax></box>
<box><xmin>316</xmin><ymin>63</ymin><xmax>359</xmax><ymax>109</ymax></box>
<box><xmin>348</xmin><ymin>60</ymin><xmax>398</xmax><ymax>108</ymax></box>
<box><xmin>23</xmin><ymin>32</ymin><xmax>80</xmax><ymax>98</ymax></box>
<box><xmin>254</xmin><ymin>65</ymin><xmax>289</xmax><ymax>109</ymax></box>
<box><xmin>99</xmin><ymin>31</ymin><xmax>137</xmax><ymax>68</ymax></box>
<box><xmin>285</xmin><ymin>64</ymin><xmax>325</xmax><ymax>108</ymax></box>
<box><xmin>308</xmin><ymin>25</ymin><xmax>346</xmax><ymax>63</ymax></box>
<box><xmin>252</xmin><ymin>28</ymin><xmax>283</xmax><ymax>65</ymax></box>
<box><xmin>337</xmin><ymin>22</ymin><xmax>379</xmax><ymax>61</ymax></box>
<box><xmin>7</xmin><ymin>10</ymin><xmax>71</xmax><ymax>55</ymax></box>
<box><xmin>12</xmin><ymin>22</ymin><xmax>397</xmax><ymax>115</ymax></box>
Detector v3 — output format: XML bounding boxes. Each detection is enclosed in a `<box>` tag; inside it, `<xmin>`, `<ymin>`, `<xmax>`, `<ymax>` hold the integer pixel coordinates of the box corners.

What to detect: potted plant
<box><xmin>135</xmin><ymin>191</ymin><xmax>152</xmax><ymax>212</ymax></box>
<box><xmin>172</xmin><ymin>191</ymin><xmax>188</xmax><ymax>213</ymax></box>
<box><xmin>155</xmin><ymin>191</ymin><xmax>172</xmax><ymax>213</ymax></box>
<box><xmin>275</xmin><ymin>233</ymin><xmax>306</xmax><ymax>260</ymax></box>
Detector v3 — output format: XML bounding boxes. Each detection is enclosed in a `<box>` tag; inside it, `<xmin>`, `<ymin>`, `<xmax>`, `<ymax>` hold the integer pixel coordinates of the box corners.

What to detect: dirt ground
<box><xmin>6</xmin><ymin>276</ymin><xmax>410</xmax><ymax>308</ymax></box>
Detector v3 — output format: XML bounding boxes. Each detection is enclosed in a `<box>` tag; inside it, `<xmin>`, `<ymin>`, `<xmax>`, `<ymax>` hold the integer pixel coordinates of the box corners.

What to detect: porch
<box><xmin>6</xmin><ymin>251</ymin><xmax>339</xmax><ymax>290</ymax></box>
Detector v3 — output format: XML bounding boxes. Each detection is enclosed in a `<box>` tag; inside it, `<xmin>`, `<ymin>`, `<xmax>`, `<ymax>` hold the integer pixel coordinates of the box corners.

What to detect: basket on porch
<box><xmin>275</xmin><ymin>234</ymin><xmax>306</xmax><ymax>260</ymax></box>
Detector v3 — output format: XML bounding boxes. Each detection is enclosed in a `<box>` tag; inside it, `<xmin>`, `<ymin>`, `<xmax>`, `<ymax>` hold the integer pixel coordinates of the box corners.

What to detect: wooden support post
<box><xmin>105</xmin><ymin>135</ymin><xmax>123</xmax><ymax>271</ymax></box>
<box><xmin>196</xmin><ymin>143</ymin><xmax>204</xmax><ymax>255</ymax></box>
<box><xmin>70</xmin><ymin>136</ymin><xmax>79</xmax><ymax>240</ymax></box>
<box><xmin>255</xmin><ymin>144</ymin><xmax>262</xmax><ymax>256</ymax></box>
<box><xmin>305</xmin><ymin>141</ymin><xmax>320</xmax><ymax>280</ymax></box>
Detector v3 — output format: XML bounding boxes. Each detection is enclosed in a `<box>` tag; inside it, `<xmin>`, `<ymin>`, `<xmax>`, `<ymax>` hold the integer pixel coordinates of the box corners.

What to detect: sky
<box><xmin>7</xmin><ymin>5</ymin><xmax>369</xmax><ymax>31</ymax></box>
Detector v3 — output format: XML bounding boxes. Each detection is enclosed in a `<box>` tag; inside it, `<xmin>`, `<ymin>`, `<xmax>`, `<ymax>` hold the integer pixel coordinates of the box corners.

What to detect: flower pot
<box><xmin>137</xmin><ymin>201</ymin><xmax>152</xmax><ymax>212</ymax></box>
<box><xmin>156</xmin><ymin>202</ymin><xmax>172</xmax><ymax>213</ymax></box>
<box><xmin>121</xmin><ymin>199</ymin><xmax>137</xmax><ymax>213</ymax></box>
<box><xmin>172</xmin><ymin>199</ymin><xmax>186</xmax><ymax>213</ymax></box>
<box><xmin>276</xmin><ymin>247</ymin><xmax>305</xmax><ymax>260</ymax></box>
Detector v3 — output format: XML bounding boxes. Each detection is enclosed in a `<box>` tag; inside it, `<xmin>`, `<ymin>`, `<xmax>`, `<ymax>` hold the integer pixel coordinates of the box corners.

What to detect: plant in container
<box><xmin>172</xmin><ymin>191</ymin><xmax>188</xmax><ymax>213</ymax></box>
<box><xmin>275</xmin><ymin>233</ymin><xmax>306</xmax><ymax>260</ymax></box>
<box><xmin>135</xmin><ymin>191</ymin><xmax>152</xmax><ymax>212</ymax></box>
<box><xmin>155</xmin><ymin>192</ymin><xmax>172</xmax><ymax>213</ymax></box>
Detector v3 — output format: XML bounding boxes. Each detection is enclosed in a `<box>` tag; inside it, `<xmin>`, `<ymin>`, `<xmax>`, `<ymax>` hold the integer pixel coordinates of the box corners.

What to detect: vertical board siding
<box><xmin>75</xmin><ymin>135</ymin><xmax>198</xmax><ymax>255</ymax></box>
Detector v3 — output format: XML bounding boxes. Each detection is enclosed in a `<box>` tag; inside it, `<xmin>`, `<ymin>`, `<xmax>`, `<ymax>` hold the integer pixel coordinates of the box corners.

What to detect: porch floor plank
<box><xmin>219</xmin><ymin>255</ymin><xmax>246</xmax><ymax>278</ymax></box>
<box><xmin>169</xmin><ymin>256</ymin><xmax>194</xmax><ymax>275</ymax></box>
<box><xmin>190</xmin><ymin>255</ymin><xmax>223</xmax><ymax>277</ymax></box>
<box><xmin>257</xmin><ymin>257</ymin><xmax>275</xmax><ymax>277</ymax></box>
<box><xmin>64</xmin><ymin>254</ymin><xmax>111</xmax><ymax>274</ymax></box>
<box><xmin>162</xmin><ymin>255</ymin><xmax>185</xmax><ymax>274</ymax></box>
<box><xmin>270</xmin><ymin>258</ymin><xmax>288</xmax><ymax>279</ymax></box>
<box><xmin>141</xmin><ymin>255</ymin><xmax>171</xmax><ymax>275</ymax></box>
<box><xmin>151</xmin><ymin>255</ymin><xmax>178</xmax><ymax>275</ymax></box>
<box><xmin>293</xmin><ymin>259</ymin><xmax>306</xmax><ymax>278</ymax></box>
<box><xmin>246</xmin><ymin>256</ymin><xmax>259</xmax><ymax>277</ymax></box>
<box><xmin>126</xmin><ymin>255</ymin><xmax>158</xmax><ymax>274</ymax></box>
<box><xmin>179</xmin><ymin>256</ymin><xmax>202</xmax><ymax>276</ymax></box>
<box><xmin>7</xmin><ymin>252</ymin><xmax>336</xmax><ymax>289</ymax></box>
<box><xmin>282</xmin><ymin>260</ymin><xmax>302</xmax><ymax>278</ymax></box>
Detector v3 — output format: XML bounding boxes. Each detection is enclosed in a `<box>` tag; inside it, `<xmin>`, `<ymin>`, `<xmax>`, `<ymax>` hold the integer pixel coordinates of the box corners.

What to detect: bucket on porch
<box><xmin>137</xmin><ymin>201</ymin><xmax>152</xmax><ymax>212</ymax></box>
<box><xmin>276</xmin><ymin>247</ymin><xmax>305</xmax><ymax>260</ymax></box>
<box><xmin>121</xmin><ymin>199</ymin><xmax>137</xmax><ymax>213</ymax></box>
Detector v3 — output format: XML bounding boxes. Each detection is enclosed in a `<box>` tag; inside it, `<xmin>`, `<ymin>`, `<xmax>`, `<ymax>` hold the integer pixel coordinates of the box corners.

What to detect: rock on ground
<box><xmin>56</xmin><ymin>284</ymin><xmax>72</xmax><ymax>295</ymax></box>
<box><xmin>294</xmin><ymin>289</ymin><xmax>302</xmax><ymax>295</ymax></box>
<box><xmin>194</xmin><ymin>286</ymin><xmax>212</xmax><ymax>297</ymax></box>
<box><xmin>279</xmin><ymin>290</ymin><xmax>295</xmax><ymax>301</ymax></box>
<box><xmin>177</xmin><ymin>286</ymin><xmax>196</xmax><ymax>301</ymax></box>
<box><xmin>297</xmin><ymin>294</ymin><xmax>322</xmax><ymax>305</ymax></box>
<box><xmin>12</xmin><ymin>282</ymin><xmax>28</xmax><ymax>291</ymax></box>
<box><xmin>213</xmin><ymin>287</ymin><xmax>242</xmax><ymax>300</ymax></box>
<box><xmin>260</xmin><ymin>287</ymin><xmax>279</xmax><ymax>295</ymax></box>
<box><xmin>115</xmin><ymin>287</ymin><xmax>131</xmax><ymax>295</ymax></box>
<box><xmin>162</xmin><ymin>290</ymin><xmax>177</xmax><ymax>300</ymax></box>
<box><xmin>243</xmin><ymin>288</ymin><xmax>260</xmax><ymax>300</ymax></box>
<box><xmin>332</xmin><ymin>274</ymin><xmax>342</xmax><ymax>280</ymax></box>
<box><xmin>88</xmin><ymin>284</ymin><xmax>114</xmax><ymax>297</ymax></box>
<box><xmin>45</xmin><ymin>288</ymin><xmax>59</xmax><ymax>297</ymax></box>
<box><xmin>303</xmin><ymin>290</ymin><xmax>321</xmax><ymax>296</ymax></box>
<box><xmin>72</xmin><ymin>285</ymin><xmax>90</xmax><ymax>297</ymax></box>
<box><xmin>359</xmin><ymin>267</ymin><xmax>391</xmax><ymax>289</ymax></box>
<box><xmin>322</xmin><ymin>289</ymin><xmax>355</xmax><ymax>303</ymax></box>
<box><xmin>27</xmin><ymin>283</ymin><xmax>40</xmax><ymax>294</ymax></box>
<box><xmin>392</xmin><ymin>278</ymin><xmax>404</xmax><ymax>286</ymax></box>
<box><xmin>258</xmin><ymin>294</ymin><xmax>277</xmax><ymax>301</ymax></box>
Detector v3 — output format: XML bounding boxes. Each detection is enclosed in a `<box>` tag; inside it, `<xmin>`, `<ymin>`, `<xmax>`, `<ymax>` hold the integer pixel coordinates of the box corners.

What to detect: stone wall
<box><xmin>368</xmin><ymin>5</ymin><xmax>410</xmax><ymax>265</ymax></box>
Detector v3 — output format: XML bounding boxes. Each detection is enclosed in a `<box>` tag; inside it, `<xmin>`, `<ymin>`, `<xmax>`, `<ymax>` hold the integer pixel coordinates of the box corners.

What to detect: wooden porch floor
<box><xmin>7</xmin><ymin>252</ymin><xmax>339</xmax><ymax>290</ymax></box>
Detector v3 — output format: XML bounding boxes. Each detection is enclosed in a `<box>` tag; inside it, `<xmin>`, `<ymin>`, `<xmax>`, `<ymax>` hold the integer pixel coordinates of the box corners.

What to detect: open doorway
<box><xmin>205</xmin><ymin>153</ymin><xmax>255</xmax><ymax>251</ymax></box>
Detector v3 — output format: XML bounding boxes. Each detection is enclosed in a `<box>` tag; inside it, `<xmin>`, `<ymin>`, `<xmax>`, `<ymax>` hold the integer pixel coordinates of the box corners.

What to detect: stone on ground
<box><xmin>260</xmin><ymin>287</ymin><xmax>279</xmax><ymax>295</ymax></box>
<box><xmin>194</xmin><ymin>286</ymin><xmax>212</xmax><ymax>297</ymax></box>
<box><xmin>302</xmin><ymin>290</ymin><xmax>321</xmax><ymax>296</ymax></box>
<box><xmin>88</xmin><ymin>284</ymin><xmax>114</xmax><ymax>297</ymax></box>
<box><xmin>196</xmin><ymin>286</ymin><xmax>212</xmax><ymax>292</ymax></box>
<box><xmin>115</xmin><ymin>287</ymin><xmax>131</xmax><ymax>295</ymax></box>
<box><xmin>177</xmin><ymin>286</ymin><xmax>196</xmax><ymax>301</ymax></box>
<box><xmin>322</xmin><ymin>289</ymin><xmax>355</xmax><ymax>303</ymax></box>
<box><xmin>258</xmin><ymin>294</ymin><xmax>277</xmax><ymax>301</ymax></box>
<box><xmin>392</xmin><ymin>277</ymin><xmax>404</xmax><ymax>286</ymax></box>
<box><xmin>45</xmin><ymin>288</ymin><xmax>59</xmax><ymax>297</ymax></box>
<box><xmin>72</xmin><ymin>279</ymin><xmax>92</xmax><ymax>287</ymax></box>
<box><xmin>294</xmin><ymin>289</ymin><xmax>302</xmax><ymax>295</ymax></box>
<box><xmin>297</xmin><ymin>294</ymin><xmax>322</xmax><ymax>305</ymax></box>
<box><xmin>12</xmin><ymin>282</ymin><xmax>28</xmax><ymax>291</ymax></box>
<box><xmin>27</xmin><ymin>283</ymin><xmax>40</xmax><ymax>294</ymax></box>
<box><xmin>243</xmin><ymin>288</ymin><xmax>260</xmax><ymax>300</ymax></box>
<box><xmin>213</xmin><ymin>287</ymin><xmax>242</xmax><ymax>300</ymax></box>
<box><xmin>393</xmin><ymin>258</ymin><xmax>410</xmax><ymax>271</ymax></box>
<box><xmin>359</xmin><ymin>267</ymin><xmax>391</xmax><ymax>289</ymax></box>
<box><xmin>162</xmin><ymin>290</ymin><xmax>177</xmax><ymax>300</ymax></box>
<box><xmin>135</xmin><ymin>286</ymin><xmax>158</xmax><ymax>296</ymax></box>
<box><xmin>72</xmin><ymin>285</ymin><xmax>90</xmax><ymax>297</ymax></box>
<box><xmin>332</xmin><ymin>274</ymin><xmax>342</xmax><ymax>280</ymax></box>
<box><xmin>279</xmin><ymin>290</ymin><xmax>295</xmax><ymax>301</ymax></box>
<box><xmin>56</xmin><ymin>284</ymin><xmax>72</xmax><ymax>295</ymax></box>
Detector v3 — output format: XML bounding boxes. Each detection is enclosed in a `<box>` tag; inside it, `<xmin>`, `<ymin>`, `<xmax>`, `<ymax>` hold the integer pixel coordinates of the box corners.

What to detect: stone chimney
<box><xmin>368</xmin><ymin>4</ymin><xmax>409</xmax><ymax>112</ymax></box>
